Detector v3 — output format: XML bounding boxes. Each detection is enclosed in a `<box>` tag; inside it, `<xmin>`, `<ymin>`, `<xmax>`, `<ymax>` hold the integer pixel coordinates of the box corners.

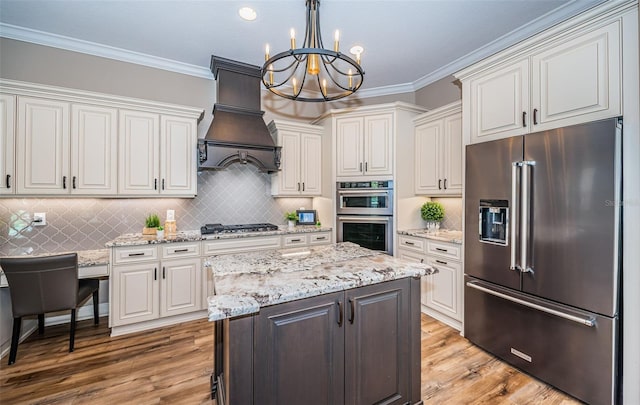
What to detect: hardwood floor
<box><xmin>0</xmin><ymin>314</ymin><xmax>580</xmax><ymax>404</ymax></box>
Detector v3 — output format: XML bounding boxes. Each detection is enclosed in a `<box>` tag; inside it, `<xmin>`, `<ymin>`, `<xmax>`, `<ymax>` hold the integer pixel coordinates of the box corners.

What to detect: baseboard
<box><xmin>0</xmin><ymin>303</ymin><xmax>109</xmax><ymax>360</ymax></box>
<box><xmin>110</xmin><ymin>310</ymin><xmax>208</xmax><ymax>337</ymax></box>
<box><xmin>421</xmin><ymin>304</ymin><xmax>462</xmax><ymax>331</ymax></box>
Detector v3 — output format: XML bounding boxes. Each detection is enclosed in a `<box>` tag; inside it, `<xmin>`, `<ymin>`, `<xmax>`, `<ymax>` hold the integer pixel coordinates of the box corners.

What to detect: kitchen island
<box><xmin>207</xmin><ymin>242</ymin><xmax>434</xmax><ymax>405</ymax></box>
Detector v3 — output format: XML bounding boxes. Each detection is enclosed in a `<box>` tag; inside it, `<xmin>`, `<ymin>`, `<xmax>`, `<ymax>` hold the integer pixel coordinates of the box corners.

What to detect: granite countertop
<box><xmin>106</xmin><ymin>226</ymin><xmax>332</xmax><ymax>247</ymax></box>
<box><xmin>397</xmin><ymin>229</ymin><xmax>463</xmax><ymax>244</ymax></box>
<box><xmin>206</xmin><ymin>242</ymin><xmax>434</xmax><ymax>321</ymax></box>
<box><xmin>0</xmin><ymin>249</ymin><xmax>109</xmax><ymax>267</ymax></box>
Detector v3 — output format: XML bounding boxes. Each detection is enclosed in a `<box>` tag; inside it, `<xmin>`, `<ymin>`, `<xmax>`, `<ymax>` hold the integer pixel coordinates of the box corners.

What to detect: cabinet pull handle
<box><xmin>404</xmin><ymin>241</ymin><xmax>415</xmax><ymax>246</ymax></box>
<box><xmin>162</xmin><ymin>266</ymin><xmax>166</xmax><ymax>279</ymax></box>
<box><xmin>420</xmin><ymin>258</ymin><xmax>424</xmax><ymax>264</ymax></box>
<box><xmin>154</xmin><ymin>268</ymin><xmax>157</xmax><ymax>281</ymax></box>
<box><xmin>6</xmin><ymin>174</ymin><xmax>10</xmax><ymax>189</ymax></box>
<box><xmin>316</xmin><ymin>236</ymin><xmax>326</xmax><ymax>240</ymax></box>
<box><xmin>438</xmin><ymin>179</ymin><xmax>442</xmax><ymax>190</ymax></box>
<box><xmin>174</xmin><ymin>248</ymin><xmax>189</xmax><ymax>253</ymax></box>
<box><xmin>128</xmin><ymin>252</ymin><xmax>145</xmax><ymax>257</ymax></box>
<box><xmin>154</xmin><ymin>178</ymin><xmax>158</xmax><ymax>190</ymax></box>
<box><xmin>435</xmin><ymin>259</ymin><xmax>448</xmax><ymax>265</ymax></box>
<box><xmin>348</xmin><ymin>299</ymin><xmax>355</xmax><ymax>324</ymax></box>
<box><xmin>435</xmin><ymin>247</ymin><xmax>448</xmax><ymax>252</ymax></box>
<box><xmin>365</xmin><ymin>162</ymin><xmax>368</xmax><ymax>172</ymax></box>
<box><xmin>302</xmin><ymin>182</ymin><xmax>305</xmax><ymax>191</ymax></box>
<box><xmin>533</xmin><ymin>108</ymin><xmax>538</xmax><ymax>125</ymax></box>
<box><xmin>63</xmin><ymin>176</ymin><xmax>67</xmax><ymax>189</ymax></box>
<box><xmin>162</xmin><ymin>179</ymin><xmax>165</xmax><ymax>190</ymax></box>
<box><xmin>337</xmin><ymin>301</ymin><xmax>343</xmax><ymax>326</ymax></box>
<box><xmin>522</xmin><ymin>111</ymin><xmax>527</xmax><ymax>127</ymax></box>
<box><xmin>359</xmin><ymin>162</ymin><xmax>363</xmax><ymax>172</ymax></box>
<box><xmin>297</xmin><ymin>182</ymin><xmax>300</xmax><ymax>191</ymax></box>
<box><xmin>444</xmin><ymin>179</ymin><xmax>447</xmax><ymax>189</ymax></box>
<box><xmin>72</xmin><ymin>176</ymin><xmax>77</xmax><ymax>189</ymax></box>
<box><xmin>290</xmin><ymin>238</ymin><xmax>302</xmax><ymax>242</ymax></box>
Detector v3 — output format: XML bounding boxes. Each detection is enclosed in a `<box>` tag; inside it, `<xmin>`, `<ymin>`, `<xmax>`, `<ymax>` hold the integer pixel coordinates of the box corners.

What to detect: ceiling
<box><xmin>0</xmin><ymin>0</ymin><xmax>605</xmax><ymax>97</ymax></box>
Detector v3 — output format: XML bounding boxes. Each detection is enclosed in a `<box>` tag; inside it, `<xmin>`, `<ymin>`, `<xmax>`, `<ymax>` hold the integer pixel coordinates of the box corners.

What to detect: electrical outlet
<box><xmin>33</xmin><ymin>212</ymin><xmax>46</xmax><ymax>226</ymax></box>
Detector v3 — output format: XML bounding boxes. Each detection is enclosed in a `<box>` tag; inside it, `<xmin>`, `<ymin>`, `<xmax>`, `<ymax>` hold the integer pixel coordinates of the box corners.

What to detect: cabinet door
<box><xmin>442</xmin><ymin>112</ymin><xmax>463</xmax><ymax>195</ymax></box>
<box><xmin>364</xmin><ymin>114</ymin><xmax>393</xmax><ymax>176</ymax></box>
<box><xmin>118</xmin><ymin>110</ymin><xmax>159</xmax><ymax>194</ymax></box>
<box><xmin>160</xmin><ymin>257</ymin><xmax>202</xmax><ymax>317</ymax></box>
<box><xmin>276</xmin><ymin>130</ymin><xmax>301</xmax><ymax>195</ymax></box>
<box><xmin>16</xmin><ymin>97</ymin><xmax>70</xmax><ymax>194</ymax></box>
<box><xmin>345</xmin><ymin>279</ymin><xmax>410</xmax><ymax>405</ymax></box>
<box><xmin>336</xmin><ymin>116</ymin><xmax>364</xmax><ymax>177</ymax></box>
<box><xmin>414</xmin><ymin>120</ymin><xmax>442</xmax><ymax>194</ymax></box>
<box><xmin>0</xmin><ymin>94</ymin><xmax>15</xmax><ymax>195</ymax></box>
<box><xmin>111</xmin><ymin>262</ymin><xmax>159</xmax><ymax>326</ymax></box>
<box><xmin>300</xmin><ymin>132</ymin><xmax>321</xmax><ymax>195</ymax></box>
<box><xmin>160</xmin><ymin>115</ymin><xmax>197</xmax><ymax>195</ymax></box>
<box><xmin>425</xmin><ymin>255</ymin><xmax>462</xmax><ymax>322</ymax></box>
<box><xmin>71</xmin><ymin>104</ymin><xmax>117</xmax><ymax>194</ymax></box>
<box><xmin>469</xmin><ymin>59</ymin><xmax>529</xmax><ymax>142</ymax></box>
<box><xmin>254</xmin><ymin>291</ymin><xmax>345</xmax><ymax>405</ymax></box>
<box><xmin>531</xmin><ymin>21</ymin><xmax>621</xmax><ymax>131</ymax></box>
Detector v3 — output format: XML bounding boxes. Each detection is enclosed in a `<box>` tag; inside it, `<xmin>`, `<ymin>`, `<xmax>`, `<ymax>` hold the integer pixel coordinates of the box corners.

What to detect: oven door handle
<box><xmin>338</xmin><ymin>190</ymin><xmax>389</xmax><ymax>195</ymax></box>
<box><xmin>337</xmin><ymin>216</ymin><xmax>392</xmax><ymax>222</ymax></box>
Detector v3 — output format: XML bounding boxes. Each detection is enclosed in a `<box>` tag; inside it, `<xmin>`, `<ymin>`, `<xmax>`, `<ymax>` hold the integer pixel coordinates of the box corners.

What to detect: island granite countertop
<box><xmin>105</xmin><ymin>225</ymin><xmax>332</xmax><ymax>247</ymax></box>
<box><xmin>397</xmin><ymin>229</ymin><xmax>463</xmax><ymax>244</ymax></box>
<box><xmin>206</xmin><ymin>242</ymin><xmax>434</xmax><ymax>321</ymax></box>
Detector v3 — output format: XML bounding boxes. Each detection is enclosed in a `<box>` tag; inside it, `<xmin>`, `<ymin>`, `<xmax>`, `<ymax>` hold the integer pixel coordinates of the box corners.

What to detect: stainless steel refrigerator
<box><xmin>464</xmin><ymin>118</ymin><xmax>622</xmax><ymax>405</ymax></box>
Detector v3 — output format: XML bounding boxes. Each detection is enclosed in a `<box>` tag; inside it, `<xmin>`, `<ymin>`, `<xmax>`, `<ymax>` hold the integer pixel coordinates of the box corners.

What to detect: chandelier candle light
<box><xmin>261</xmin><ymin>0</ymin><xmax>365</xmax><ymax>102</ymax></box>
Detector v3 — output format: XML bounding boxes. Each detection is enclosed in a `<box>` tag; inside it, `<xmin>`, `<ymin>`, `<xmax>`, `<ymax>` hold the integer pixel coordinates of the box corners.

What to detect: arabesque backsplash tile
<box><xmin>0</xmin><ymin>164</ymin><xmax>312</xmax><ymax>255</ymax></box>
<box><xmin>431</xmin><ymin>197</ymin><xmax>462</xmax><ymax>231</ymax></box>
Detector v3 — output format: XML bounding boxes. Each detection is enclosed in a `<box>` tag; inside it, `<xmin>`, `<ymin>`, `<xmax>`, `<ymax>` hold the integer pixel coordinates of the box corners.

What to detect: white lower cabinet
<box><xmin>397</xmin><ymin>234</ymin><xmax>463</xmax><ymax>330</ymax></box>
<box><xmin>110</xmin><ymin>242</ymin><xmax>202</xmax><ymax>329</ymax></box>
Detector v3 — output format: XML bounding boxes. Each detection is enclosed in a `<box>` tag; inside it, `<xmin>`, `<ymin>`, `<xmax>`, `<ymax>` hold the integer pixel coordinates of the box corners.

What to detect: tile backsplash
<box><xmin>0</xmin><ymin>164</ymin><xmax>312</xmax><ymax>255</ymax></box>
<box><xmin>431</xmin><ymin>197</ymin><xmax>463</xmax><ymax>231</ymax></box>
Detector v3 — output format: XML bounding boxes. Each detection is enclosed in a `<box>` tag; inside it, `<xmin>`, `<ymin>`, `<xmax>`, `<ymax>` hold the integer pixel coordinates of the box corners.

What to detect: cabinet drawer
<box><xmin>309</xmin><ymin>232</ymin><xmax>331</xmax><ymax>245</ymax></box>
<box><xmin>79</xmin><ymin>264</ymin><xmax>109</xmax><ymax>278</ymax></box>
<box><xmin>203</xmin><ymin>236</ymin><xmax>282</xmax><ymax>255</ymax></box>
<box><xmin>161</xmin><ymin>242</ymin><xmax>200</xmax><ymax>259</ymax></box>
<box><xmin>427</xmin><ymin>240</ymin><xmax>461</xmax><ymax>260</ymax></box>
<box><xmin>282</xmin><ymin>234</ymin><xmax>307</xmax><ymax>247</ymax></box>
<box><xmin>398</xmin><ymin>235</ymin><xmax>425</xmax><ymax>253</ymax></box>
<box><xmin>113</xmin><ymin>246</ymin><xmax>158</xmax><ymax>264</ymax></box>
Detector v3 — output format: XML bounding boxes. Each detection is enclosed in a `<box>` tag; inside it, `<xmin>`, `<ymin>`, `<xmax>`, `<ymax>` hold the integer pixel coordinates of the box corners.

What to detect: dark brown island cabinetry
<box><xmin>219</xmin><ymin>277</ymin><xmax>422</xmax><ymax>405</ymax></box>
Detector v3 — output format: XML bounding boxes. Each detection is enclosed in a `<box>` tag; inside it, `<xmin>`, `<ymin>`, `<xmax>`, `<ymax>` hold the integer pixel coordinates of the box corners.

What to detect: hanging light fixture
<box><xmin>261</xmin><ymin>0</ymin><xmax>365</xmax><ymax>102</ymax></box>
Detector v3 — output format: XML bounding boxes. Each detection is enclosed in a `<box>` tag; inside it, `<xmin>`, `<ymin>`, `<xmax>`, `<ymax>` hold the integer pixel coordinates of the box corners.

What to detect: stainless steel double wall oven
<box><xmin>336</xmin><ymin>180</ymin><xmax>393</xmax><ymax>255</ymax></box>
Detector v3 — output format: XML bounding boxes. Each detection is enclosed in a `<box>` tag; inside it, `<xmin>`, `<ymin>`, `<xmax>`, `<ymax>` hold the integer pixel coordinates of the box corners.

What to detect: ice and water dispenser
<box><xmin>479</xmin><ymin>200</ymin><xmax>508</xmax><ymax>245</ymax></box>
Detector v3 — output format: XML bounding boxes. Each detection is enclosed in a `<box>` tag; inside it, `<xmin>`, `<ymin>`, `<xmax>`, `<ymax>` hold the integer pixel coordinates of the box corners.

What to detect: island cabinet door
<box><xmin>345</xmin><ymin>278</ymin><xmax>410</xmax><ymax>405</ymax></box>
<box><xmin>253</xmin><ymin>291</ymin><xmax>345</xmax><ymax>405</ymax></box>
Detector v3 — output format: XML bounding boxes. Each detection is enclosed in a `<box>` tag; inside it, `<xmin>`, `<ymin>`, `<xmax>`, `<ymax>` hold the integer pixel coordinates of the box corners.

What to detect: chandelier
<box><xmin>261</xmin><ymin>0</ymin><xmax>365</xmax><ymax>102</ymax></box>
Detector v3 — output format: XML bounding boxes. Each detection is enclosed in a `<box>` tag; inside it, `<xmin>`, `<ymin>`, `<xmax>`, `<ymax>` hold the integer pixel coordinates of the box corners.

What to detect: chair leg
<box><xmin>38</xmin><ymin>314</ymin><xmax>45</xmax><ymax>335</ymax></box>
<box><xmin>9</xmin><ymin>317</ymin><xmax>21</xmax><ymax>365</ymax></box>
<box><xmin>69</xmin><ymin>309</ymin><xmax>76</xmax><ymax>353</ymax></box>
<box><xmin>92</xmin><ymin>289</ymin><xmax>99</xmax><ymax>325</ymax></box>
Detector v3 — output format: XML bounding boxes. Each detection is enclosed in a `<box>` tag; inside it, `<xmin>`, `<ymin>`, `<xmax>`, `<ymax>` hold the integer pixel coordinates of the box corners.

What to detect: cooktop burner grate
<box><xmin>200</xmin><ymin>223</ymin><xmax>279</xmax><ymax>235</ymax></box>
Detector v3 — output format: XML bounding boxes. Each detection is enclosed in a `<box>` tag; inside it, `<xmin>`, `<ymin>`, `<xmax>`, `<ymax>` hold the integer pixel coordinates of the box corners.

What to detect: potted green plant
<box><xmin>421</xmin><ymin>201</ymin><xmax>445</xmax><ymax>232</ymax></box>
<box><xmin>285</xmin><ymin>211</ymin><xmax>298</xmax><ymax>228</ymax></box>
<box><xmin>156</xmin><ymin>225</ymin><xmax>164</xmax><ymax>239</ymax></box>
<box><xmin>143</xmin><ymin>213</ymin><xmax>161</xmax><ymax>235</ymax></box>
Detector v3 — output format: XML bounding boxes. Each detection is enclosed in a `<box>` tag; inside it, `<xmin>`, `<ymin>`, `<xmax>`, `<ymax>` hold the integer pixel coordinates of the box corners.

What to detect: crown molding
<box><xmin>0</xmin><ymin>23</ymin><xmax>213</xmax><ymax>80</ymax></box>
<box><xmin>412</xmin><ymin>0</ymin><xmax>607</xmax><ymax>90</ymax></box>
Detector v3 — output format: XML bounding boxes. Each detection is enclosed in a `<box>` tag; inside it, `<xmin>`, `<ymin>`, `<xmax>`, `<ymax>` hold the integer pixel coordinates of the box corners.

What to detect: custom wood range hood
<box><xmin>198</xmin><ymin>55</ymin><xmax>281</xmax><ymax>172</ymax></box>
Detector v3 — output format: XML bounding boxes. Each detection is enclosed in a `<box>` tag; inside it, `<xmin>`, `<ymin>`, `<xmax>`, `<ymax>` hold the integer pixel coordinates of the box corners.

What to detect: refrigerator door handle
<box><xmin>521</xmin><ymin>161</ymin><xmax>535</xmax><ymax>273</ymax></box>
<box><xmin>510</xmin><ymin>162</ymin><xmax>521</xmax><ymax>271</ymax></box>
<box><xmin>466</xmin><ymin>280</ymin><xmax>596</xmax><ymax>327</ymax></box>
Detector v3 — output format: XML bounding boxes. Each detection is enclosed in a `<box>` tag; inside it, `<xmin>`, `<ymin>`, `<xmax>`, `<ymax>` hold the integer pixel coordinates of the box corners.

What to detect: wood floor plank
<box><xmin>1</xmin><ymin>314</ymin><xmax>582</xmax><ymax>404</ymax></box>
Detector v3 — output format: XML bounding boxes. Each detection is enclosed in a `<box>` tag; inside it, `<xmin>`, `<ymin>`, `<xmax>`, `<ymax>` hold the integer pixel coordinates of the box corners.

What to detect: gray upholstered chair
<box><xmin>0</xmin><ymin>253</ymin><xmax>99</xmax><ymax>365</ymax></box>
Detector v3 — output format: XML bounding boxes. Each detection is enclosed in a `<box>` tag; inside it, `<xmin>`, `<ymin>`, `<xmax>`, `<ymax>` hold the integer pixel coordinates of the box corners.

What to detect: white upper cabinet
<box><xmin>160</xmin><ymin>115</ymin><xmax>197</xmax><ymax>196</ymax></box>
<box><xmin>414</xmin><ymin>101</ymin><xmax>462</xmax><ymax>196</ymax></box>
<box><xmin>336</xmin><ymin>113</ymin><xmax>393</xmax><ymax>178</ymax></box>
<box><xmin>269</xmin><ymin>120</ymin><xmax>323</xmax><ymax>196</ymax></box>
<box><xmin>71</xmin><ymin>104</ymin><xmax>118</xmax><ymax>194</ymax></box>
<box><xmin>0</xmin><ymin>94</ymin><xmax>16</xmax><ymax>195</ymax></box>
<box><xmin>119</xmin><ymin>110</ymin><xmax>160</xmax><ymax>195</ymax></box>
<box><xmin>16</xmin><ymin>96</ymin><xmax>70</xmax><ymax>194</ymax></box>
<box><xmin>459</xmin><ymin>18</ymin><xmax>622</xmax><ymax>144</ymax></box>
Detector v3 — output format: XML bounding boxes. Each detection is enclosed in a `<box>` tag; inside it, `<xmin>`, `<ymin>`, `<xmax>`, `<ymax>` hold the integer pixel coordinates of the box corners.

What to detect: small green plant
<box><xmin>285</xmin><ymin>211</ymin><xmax>298</xmax><ymax>221</ymax></box>
<box><xmin>157</xmin><ymin>225</ymin><xmax>164</xmax><ymax>231</ymax></box>
<box><xmin>421</xmin><ymin>202</ymin><xmax>445</xmax><ymax>222</ymax></box>
<box><xmin>316</xmin><ymin>220</ymin><xmax>322</xmax><ymax>227</ymax></box>
<box><xmin>145</xmin><ymin>213</ymin><xmax>161</xmax><ymax>228</ymax></box>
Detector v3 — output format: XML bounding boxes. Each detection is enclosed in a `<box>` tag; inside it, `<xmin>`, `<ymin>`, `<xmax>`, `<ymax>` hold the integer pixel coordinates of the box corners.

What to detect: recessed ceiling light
<box><xmin>238</xmin><ymin>7</ymin><xmax>257</xmax><ymax>21</ymax></box>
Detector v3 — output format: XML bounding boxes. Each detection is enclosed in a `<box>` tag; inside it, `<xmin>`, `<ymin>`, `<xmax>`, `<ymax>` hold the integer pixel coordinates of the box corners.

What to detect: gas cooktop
<box><xmin>200</xmin><ymin>223</ymin><xmax>279</xmax><ymax>235</ymax></box>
